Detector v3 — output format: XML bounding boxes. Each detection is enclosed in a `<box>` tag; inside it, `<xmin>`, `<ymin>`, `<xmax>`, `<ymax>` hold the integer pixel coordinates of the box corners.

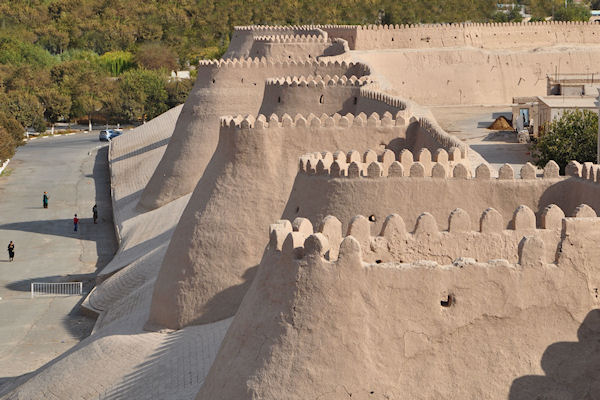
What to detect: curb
<box><xmin>0</xmin><ymin>159</ymin><xmax>10</xmax><ymax>175</ymax></box>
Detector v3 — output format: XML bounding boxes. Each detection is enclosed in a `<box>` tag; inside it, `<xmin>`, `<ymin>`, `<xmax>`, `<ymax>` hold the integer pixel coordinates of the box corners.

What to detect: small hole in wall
<box><xmin>295</xmin><ymin>206</ymin><xmax>300</xmax><ymax>214</ymax></box>
<box><xmin>369</xmin><ymin>215</ymin><xmax>376</xmax><ymax>222</ymax></box>
<box><xmin>391</xmin><ymin>37</ymin><xmax>394</xmax><ymax>42</ymax></box>
<box><xmin>441</xmin><ymin>294</ymin><xmax>454</xmax><ymax>307</ymax></box>
<box><xmin>353</xmin><ymin>97</ymin><xmax>358</xmax><ymax>105</ymax></box>
<box><xmin>319</xmin><ymin>95</ymin><xmax>324</xmax><ymax>104</ymax></box>
<box><xmin>308</xmin><ymin>54</ymin><xmax>311</xmax><ymax>58</ymax></box>
<box><xmin>278</xmin><ymin>96</ymin><xmax>281</xmax><ymax>103</ymax></box>
<box><xmin>241</xmin><ymin>78</ymin><xmax>244</xmax><ymax>83</ymax></box>
<box><xmin>375</xmin><ymin>260</ymin><xmax>382</xmax><ymax>264</ymax></box>
<box><xmin>212</xmin><ymin>79</ymin><xmax>215</xmax><ymax>84</ymax></box>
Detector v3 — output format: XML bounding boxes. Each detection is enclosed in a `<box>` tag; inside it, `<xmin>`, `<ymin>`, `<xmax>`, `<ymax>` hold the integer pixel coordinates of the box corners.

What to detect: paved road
<box><xmin>0</xmin><ymin>133</ymin><xmax>116</xmax><ymax>380</ymax></box>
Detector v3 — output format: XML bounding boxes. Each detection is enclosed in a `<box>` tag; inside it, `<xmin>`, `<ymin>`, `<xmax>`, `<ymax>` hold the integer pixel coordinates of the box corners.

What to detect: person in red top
<box><xmin>73</xmin><ymin>214</ymin><xmax>79</xmax><ymax>232</ymax></box>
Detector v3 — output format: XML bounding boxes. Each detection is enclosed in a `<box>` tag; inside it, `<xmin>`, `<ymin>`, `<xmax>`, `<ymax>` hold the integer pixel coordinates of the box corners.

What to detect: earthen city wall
<box><xmin>234</xmin><ymin>22</ymin><xmax>600</xmax><ymax>51</ymax></box>
<box><xmin>197</xmin><ymin>212</ymin><xmax>600</xmax><ymax>399</ymax></box>
<box><xmin>139</xmin><ymin>59</ymin><xmax>370</xmax><ymax>209</ymax></box>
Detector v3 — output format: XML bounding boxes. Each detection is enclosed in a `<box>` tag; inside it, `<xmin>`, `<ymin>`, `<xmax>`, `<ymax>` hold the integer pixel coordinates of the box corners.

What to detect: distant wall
<box><xmin>367</xmin><ymin>46</ymin><xmax>600</xmax><ymax>105</ymax></box>
<box><xmin>226</xmin><ymin>26</ymin><xmax>325</xmax><ymax>59</ymax></box>
<box><xmin>232</xmin><ymin>22</ymin><xmax>600</xmax><ymax>52</ymax></box>
<box><xmin>248</xmin><ymin>34</ymin><xmax>330</xmax><ymax>60</ymax></box>
<box><xmin>352</xmin><ymin>22</ymin><xmax>600</xmax><ymax>50</ymax></box>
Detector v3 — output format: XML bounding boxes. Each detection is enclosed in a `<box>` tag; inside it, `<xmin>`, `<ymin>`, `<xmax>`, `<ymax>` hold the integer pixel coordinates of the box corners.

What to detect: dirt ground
<box><xmin>430</xmin><ymin>105</ymin><xmax>534</xmax><ymax>176</ymax></box>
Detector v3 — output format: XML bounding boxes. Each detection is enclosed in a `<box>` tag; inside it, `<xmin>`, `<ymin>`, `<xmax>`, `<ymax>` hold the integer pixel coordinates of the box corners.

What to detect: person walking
<box><xmin>92</xmin><ymin>204</ymin><xmax>98</xmax><ymax>224</ymax></box>
<box><xmin>43</xmin><ymin>192</ymin><xmax>49</xmax><ymax>209</ymax></box>
<box><xmin>73</xmin><ymin>214</ymin><xmax>79</xmax><ymax>232</ymax></box>
<box><xmin>7</xmin><ymin>241</ymin><xmax>14</xmax><ymax>261</ymax></box>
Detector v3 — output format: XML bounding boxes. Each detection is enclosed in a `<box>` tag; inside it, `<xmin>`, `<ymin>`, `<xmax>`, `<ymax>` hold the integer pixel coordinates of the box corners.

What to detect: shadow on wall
<box><xmin>509</xmin><ymin>309</ymin><xmax>600</xmax><ymax>400</ymax></box>
<box><xmin>110</xmin><ymin>137</ymin><xmax>170</xmax><ymax>164</ymax></box>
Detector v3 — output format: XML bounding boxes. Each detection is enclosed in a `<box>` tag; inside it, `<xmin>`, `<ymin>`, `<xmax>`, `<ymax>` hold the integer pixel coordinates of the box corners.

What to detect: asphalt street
<box><xmin>0</xmin><ymin>132</ymin><xmax>116</xmax><ymax>381</ymax></box>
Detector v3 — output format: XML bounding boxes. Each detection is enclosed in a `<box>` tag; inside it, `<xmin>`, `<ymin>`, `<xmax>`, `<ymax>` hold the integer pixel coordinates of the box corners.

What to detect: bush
<box><xmin>531</xmin><ymin>109</ymin><xmax>598</xmax><ymax>173</ymax></box>
<box><xmin>553</xmin><ymin>3</ymin><xmax>591</xmax><ymax>21</ymax></box>
<box><xmin>118</xmin><ymin>69</ymin><xmax>169</xmax><ymax>121</ymax></box>
<box><xmin>0</xmin><ymin>35</ymin><xmax>57</xmax><ymax>68</ymax></box>
<box><xmin>135</xmin><ymin>43</ymin><xmax>178</xmax><ymax>71</ymax></box>
<box><xmin>0</xmin><ymin>126</ymin><xmax>16</xmax><ymax>162</ymax></box>
<box><xmin>99</xmin><ymin>51</ymin><xmax>136</xmax><ymax>76</ymax></box>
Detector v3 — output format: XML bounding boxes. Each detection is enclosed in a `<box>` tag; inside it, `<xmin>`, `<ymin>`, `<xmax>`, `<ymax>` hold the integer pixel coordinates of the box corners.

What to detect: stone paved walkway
<box><xmin>0</xmin><ymin>132</ymin><xmax>116</xmax><ymax>382</ymax></box>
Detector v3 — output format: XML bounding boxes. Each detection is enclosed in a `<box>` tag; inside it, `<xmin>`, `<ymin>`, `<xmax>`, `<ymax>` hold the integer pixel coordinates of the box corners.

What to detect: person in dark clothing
<box><xmin>73</xmin><ymin>214</ymin><xmax>79</xmax><ymax>232</ymax></box>
<box><xmin>7</xmin><ymin>241</ymin><xmax>14</xmax><ymax>261</ymax></box>
<box><xmin>92</xmin><ymin>204</ymin><xmax>98</xmax><ymax>224</ymax></box>
<box><xmin>43</xmin><ymin>192</ymin><xmax>49</xmax><ymax>208</ymax></box>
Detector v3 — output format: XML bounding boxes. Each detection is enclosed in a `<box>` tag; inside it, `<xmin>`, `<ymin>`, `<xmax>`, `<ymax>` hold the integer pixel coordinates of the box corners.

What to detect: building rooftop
<box><xmin>537</xmin><ymin>96</ymin><xmax>598</xmax><ymax>108</ymax></box>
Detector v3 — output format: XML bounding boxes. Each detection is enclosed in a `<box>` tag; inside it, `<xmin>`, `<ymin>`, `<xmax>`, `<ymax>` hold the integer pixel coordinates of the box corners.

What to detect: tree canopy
<box><xmin>0</xmin><ymin>0</ymin><xmax>594</xmax><ymax>163</ymax></box>
<box><xmin>531</xmin><ymin>109</ymin><xmax>598</xmax><ymax>173</ymax></box>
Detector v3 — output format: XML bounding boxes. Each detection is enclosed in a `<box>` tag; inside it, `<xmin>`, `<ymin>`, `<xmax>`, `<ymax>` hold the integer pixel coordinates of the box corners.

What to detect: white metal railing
<box><xmin>30</xmin><ymin>282</ymin><xmax>83</xmax><ymax>298</ymax></box>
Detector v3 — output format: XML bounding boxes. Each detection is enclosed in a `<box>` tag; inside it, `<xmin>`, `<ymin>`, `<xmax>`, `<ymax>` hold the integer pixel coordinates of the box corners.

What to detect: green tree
<box><xmin>118</xmin><ymin>69</ymin><xmax>168</xmax><ymax>121</ymax></box>
<box><xmin>166</xmin><ymin>79</ymin><xmax>193</xmax><ymax>108</ymax></box>
<box><xmin>0</xmin><ymin>110</ymin><xmax>25</xmax><ymax>145</ymax></box>
<box><xmin>0</xmin><ymin>35</ymin><xmax>57</xmax><ymax>68</ymax></box>
<box><xmin>6</xmin><ymin>91</ymin><xmax>46</xmax><ymax>132</ymax></box>
<box><xmin>38</xmin><ymin>87</ymin><xmax>72</xmax><ymax>123</ymax></box>
<box><xmin>50</xmin><ymin>60</ymin><xmax>108</xmax><ymax>123</ymax></box>
<box><xmin>492</xmin><ymin>5</ymin><xmax>523</xmax><ymax>22</ymax></box>
<box><xmin>99</xmin><ymin>51</ymin><xmax>136</xmax><ymax>76</ymax></box>
<box><xmin>553</xmin><ymin>2</ymin><xmax>591</xmax><ymax>21</ymax></box>
<box><xmin>135</xmin><ymin>43</ymin><xmax>178</xmax><ymax>71</ymax></box>
<box><xmin>531</xmin><ymin>109</ymin><xmax>598</xmax><ymax>173</ymax></box>
<box><xmin>0</xmin><ymin>125</ymin><xmax>16</xmax><ymax>162</ymax></box>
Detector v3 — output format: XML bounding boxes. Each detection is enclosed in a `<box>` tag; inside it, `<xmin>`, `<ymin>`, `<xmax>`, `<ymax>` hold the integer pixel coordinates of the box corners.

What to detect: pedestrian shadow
<box><xmin>0</xmin><ymin>146</ymin><xmax>117</xmax><ymax>272</ymax></box>
<box><xmin>0</xmin><ymin>218</ymin><xmax>97</xmax><ymax>239</ymax></box>
<box><xmin>509</xmin><ymin>309</ymin><xmax>600</xmax><ymax>399</ymax></box>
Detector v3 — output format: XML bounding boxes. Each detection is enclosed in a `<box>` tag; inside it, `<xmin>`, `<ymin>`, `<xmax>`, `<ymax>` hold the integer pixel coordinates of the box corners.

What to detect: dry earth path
<box><xmin>430</xmin><ymin>105</ymin><xmax>534</xmax><ymax>174</ymax></box>
<box><xmin>0</xmin><ymin>132</ymin><xmax>116</xmax><ymax>387</ymax></box>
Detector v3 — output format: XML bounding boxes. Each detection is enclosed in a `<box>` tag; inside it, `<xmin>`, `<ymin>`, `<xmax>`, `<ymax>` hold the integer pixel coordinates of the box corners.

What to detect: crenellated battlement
<box><xmin>269</xmin><ymin>203</ymin><xmax>597</xmax><ymax>266</ymax></box>
<box><xmin>233</xmin><ymin>22</ymin><xmax>600</xmax><ymax>52</ymax></box>
<box><xmin>233</xmin><ymin>25</ymin><xmax>328</xmax><ymax>32</ymax></box>
<box><xmin>565</xmin><ymin>160</ymin><xmax>600</xmax><ymax>184</ymax></box>
<box><xmin>297</xmin><ymin>149</ymin><xmax>565</xmax><ymax>179</ymax></box>
<box><xmin>219</xmin><ymin>110</ymin><xmax>406</xmax><ymax>130</ymax></box>
<box><xmin>235</xmin><ymin>21</ymin><xmax>600</xmax><ymax>32</ymax></box>
<box><xmin>417</xmin><ymin>117</ymin><xmax>467</xmax><ymax>157</ymax></box>
<box><xmin>198</xmin><ymin>57</ymin><xmax>362</xmax><ymax>71</ymax></box>
<box><xmin>265</xmin><ymin>74</ymin><xmax>372</xmax><ymax>88</ymax></box>
<box><xmin>356</xmin><ymin>20</ymin><xmax>600</xmax><ymax>29</ymax></box>
<box><xmin>358</xmin><ymin>86</ymin><xmax>408</xmax><ymax>112</ymax></box>
<box><xmin>253</xmin><ymin>34</ymin><xmax>329</xmax><ymax>44</ymax></box>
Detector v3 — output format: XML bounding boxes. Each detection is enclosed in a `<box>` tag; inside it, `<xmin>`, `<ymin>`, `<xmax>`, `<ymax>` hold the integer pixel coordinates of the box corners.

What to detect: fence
<box><xmin>30</xmin><ymin>282</ymin><xmax>83</xmax><ymax>298</ymax></box>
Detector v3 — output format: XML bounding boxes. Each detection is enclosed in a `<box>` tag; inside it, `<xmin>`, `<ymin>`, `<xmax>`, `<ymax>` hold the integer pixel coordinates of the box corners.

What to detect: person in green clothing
<box><xmin>43</xmin><ymin>192</ymin><xmax>49</xmax><ymax>208</ymax></box>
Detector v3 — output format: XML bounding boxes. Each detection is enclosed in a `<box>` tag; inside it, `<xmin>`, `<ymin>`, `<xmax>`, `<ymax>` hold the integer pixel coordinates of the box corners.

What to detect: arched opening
<box><xmin>319</xmin><ymin>95</ymin><xmax>324</xmax><ymax>104</ymax></box>
<box><xmin>277</xmin><ymin>96</ymin><xmax>281</xmax><ymax>103</ymax></box>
